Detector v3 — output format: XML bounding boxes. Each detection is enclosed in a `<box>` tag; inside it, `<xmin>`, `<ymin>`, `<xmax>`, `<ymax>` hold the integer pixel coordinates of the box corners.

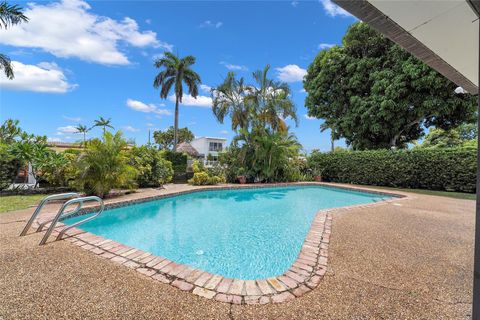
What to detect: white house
<box><xmin>190</xmin><ymin>137</ymin><xmax>227</xmax><ymax>167</ymax></box>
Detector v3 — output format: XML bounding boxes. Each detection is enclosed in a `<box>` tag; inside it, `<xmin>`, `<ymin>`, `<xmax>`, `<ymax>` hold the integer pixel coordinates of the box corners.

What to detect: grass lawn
<box><xmin>0</xmin><ymin>194</ymin><xmax>46</xmax><ymax>213</ymax></box>
<box><xmin>363</xmin><ymin>185</ymin><xmax>476</xmax><ymax>200</ymax></box>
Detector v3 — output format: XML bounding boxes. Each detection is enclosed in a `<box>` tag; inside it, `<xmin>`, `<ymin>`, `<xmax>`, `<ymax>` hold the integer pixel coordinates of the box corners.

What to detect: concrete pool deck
<box><xmin>0</xmin><ymin>183</ymin><xmax>475</xmax><ymax>319</ymax></box>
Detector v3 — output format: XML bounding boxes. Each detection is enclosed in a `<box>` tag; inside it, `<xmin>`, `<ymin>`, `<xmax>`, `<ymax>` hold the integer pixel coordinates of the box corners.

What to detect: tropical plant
<box><xmin>304</xmin><ymin>22</ymin><xmax>477</xmax><ymax>150</ymax></box>
<box><xmin>153</xmin><ymin>52</ymin><xmax>201</xmax><ymax>151</ymax></box>
<box><xmin>0</xmin><ymin>1</ymin><xmax>28</xmax><ymax>79</ymax></box>
<box><xmin>416</xmin><ymin>123</ymin><xmax>477</xmax><ymax>149</ymax></box>
<box><xmin>129</xmin><ymin>145</ymin><xmax>173</xmax><ymax>187</ymax></box>
<box><xmin>75</xmin><ymin>131</ymin><xmax>137</xmax><ymax>198</ymax></box>
<box><xmin>153</xmin><ymin>126</ymin><xmax>194</xmax><ymax>150</ymax></box>
<box><xmin>0</xmin><ymin>118</ymin><xmax>22</xmax><ymax>143</ymax></box>
<box><xmin>93</xmin><ymin>117</ymin><xmax>114</xmax><ymax>134</ymax></box>
<box><xmin>0</xmin><ymin>143</ymin><xmax>18</xmax><ymax>190</ymax></box>
<box><xmin>75</xmin><ymin>124</ymin><xmax>89</xmax><ymax>147</ymax></box>
<box><xmin>212</xmin><ymin>65</ymin><xmax>298</xmax><ymax>133</ymax></box>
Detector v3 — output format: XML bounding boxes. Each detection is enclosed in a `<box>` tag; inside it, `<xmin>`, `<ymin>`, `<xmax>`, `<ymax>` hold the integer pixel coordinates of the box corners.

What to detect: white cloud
<box><xmin>299</xmin><ymin>88</ymin><xmax>306</xmax><ymax>93</ymax></box>
<box><xmin>320</xmin><ymin>0</ymin><xmax>353</xmax><ymax>17</ymax></box>
<box><xmin>220</xmin><ymin>61</ymin><xmax>248</xmax><ymax>71</ymax></box>
<box><xmin>0</xmin><ymin>0</ymin><xmax>172</xmax><ymax>65</ymax></box>
<box><xmin>220</xmin><ymin>130</ymin><xmax>229</xmax><ymax>135</ymax></box>
<box><xmin>47</xmin><ymin>137</ymin><xmax>62</xmax><ymax>142</ymax></box>
<box><xmin>318</xmin><ymin>43</ymin><xmax>335</xmax><ymax>50</ymax></box>
<box><xmin>57</xmin><ymin>125</ymin><xmax>78</xmax><ymax>134</ymax></box>
<box><xmin>123</xmin><ymin>125</ymin><xmax>139</xmax><ymax>132</ymax></box>
<box><xmin>199</xmin><ymin>20</ymin><xmax>223</xmax><ymax>28</ymax></box>
<box><xmin>146</xmin><ymin>122</ymin><xmax>154</xmax><ymax>127</ymax></box>
<box><xmin>275</xmin><ymin>64</ymin><xmax>307</xmax><ymax>82</ymax></box>
<box><xmin>168</xmin><ymin>94</ymin><xmax>212</xmax><ymax>108</ymax></box>
<box><xmin>126</xmin><ymin>99</ymin><xmax>172</xmax><ymax>115</ymax></box>
<box><xmin>0</xmin><ymin>61</ymin><xmax>76</xmax><ymax>93</ymax></box>
<box><xmin>291</xmin><ymin>1</ymin><xmax>299</xmax><ymax>7</ymax></box>
<box><xmin>304</xmin><ymin>114</ymin><xmax>316</xmax><ymax>120</ymax></box>
<box><xmin>200</xmin><ymin>84</ymin><xmax>212</xmax><ymax>93</ymax></box>
<box><xmin>63</xmin><ymin>115</ymin><xmax>82</xmax><ymax>122</ymax></box>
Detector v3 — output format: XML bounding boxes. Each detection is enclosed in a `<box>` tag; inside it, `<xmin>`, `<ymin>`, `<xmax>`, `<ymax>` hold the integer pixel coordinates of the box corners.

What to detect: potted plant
<box><xmin>313</xmin><ymin>168</ymin><xmax>323</xmax><ymax>182</ymax></box>
<box><xmin>236</xmin><ymin>167</ymin><xmax>247</xmax><ymax>184</ymax></box>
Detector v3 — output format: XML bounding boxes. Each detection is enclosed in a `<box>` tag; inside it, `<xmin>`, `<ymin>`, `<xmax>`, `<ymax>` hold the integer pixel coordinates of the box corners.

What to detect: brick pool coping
<box><xmin>30</xmin><ymin>183</ymin><xmax>408</xmax><ymax>305</ymax></box>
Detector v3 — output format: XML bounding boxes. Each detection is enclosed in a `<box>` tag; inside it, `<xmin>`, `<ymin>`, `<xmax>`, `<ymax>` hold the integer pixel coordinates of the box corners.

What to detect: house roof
<box><xmin>193</xmin><ymin>136</ymin><xmax>227</xmax><ymax>141</ymax></box>
<box><xmin>333</xmin><ymin>0</ymin><xmax>479</xmax><ymax>94</ymax></box>
<box><xmin>176</xmin><ymin>142</ymin><xmax>200</xmax><ymax>157</ymax></box>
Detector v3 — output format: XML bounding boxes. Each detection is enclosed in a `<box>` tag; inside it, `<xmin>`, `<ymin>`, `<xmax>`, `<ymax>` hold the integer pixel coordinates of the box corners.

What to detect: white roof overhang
<box><xmin>333</xmin><ymin>0</ymin><xmax>479</xmax><ymax>94</ymax></box>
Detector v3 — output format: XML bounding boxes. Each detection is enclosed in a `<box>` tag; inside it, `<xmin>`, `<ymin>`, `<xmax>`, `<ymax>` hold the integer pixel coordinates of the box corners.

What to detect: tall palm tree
<box><xmin>0</xmin><ymin>1</ymin><xmax>28</xmax><ymax>79</ymax></box>
<box><xmin>75</xmin><ymin>124</ymin><xmax>89</xmax><ymax>147</ymax></box>
<box><xmin>153</xmin><ymin>52</ymin><xmax>201</xmax><ymax>151</ymax></box>
<box><xmin>93</xmin><ymin>117</ymin><xmax>113</xmax><ymax>134</ymax></box>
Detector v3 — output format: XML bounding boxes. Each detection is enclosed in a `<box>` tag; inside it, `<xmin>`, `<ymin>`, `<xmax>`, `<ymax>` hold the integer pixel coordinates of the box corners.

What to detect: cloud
<box><xmin>291</xmin><ymin>1</ymin><xmax>299</xmax><ymax>7</ymax></box>
<box><xmin>199</xmin><ymin>20</ymin><xmax>223</xmax><ymax>28</ymax></box>
<box><xmin>146</xmin><ymin>122</ymin><xmax>154</xmax><ymax>127</ymax></box>
<box><xmin>220</xmin><ymin>130</ymin><xmax>229</xmax><ymax>135</ymax></box>
<box><xmin>200</xmin><ymin>84</ymin><xmax>212</xmax><ymax>93</ymax></box>
<box><xmin>0</xmin><ymin>61</ymin><xmax>76</xmax><ymax>93</ymax></box>
<box><xmin>220</xmin><ymin>61</ymin><xmax>248</xmax><ymax>71</ymax></box>
<box><xmin>126</xmin><ymin>99</ymin><xmax>172</xmax><ymax>115</ymax></box>
<box><xmin>304</xmin><ymin>114</ymin><xmax>316</xmax><ymax>120</ymax></box>
<box><xmin>123</xmin><ymin>125</ymin><xmax>139</xmax><ymax>132</ymax></box>
<box><xmin>47</xmin><ymin>137</ymin><xmax>62</xmax><ymax>142</ymax></box>
<box><xmin>299</xmin><ymin>88</ymin><xmax>306</xmax><ymax>93</ymax></box>
<box><xmin>0</xmin><ymin>0</ymin><xmax>172</xmax><ymax>65</ymax></box>
<box><xmin>275</xmin><ymin>64</ymin><xmax>307</xmax><ymax>82</ymax></box>
<box><xmin>168</xmin><ymin>94</ymin><xmax>212</xmax><ymax>108</ymax></box>
<box><xmin>63</xmin><ymin>115</ymin><xmax>82</xmax><ymax>122</ymax></box>
<box><xmin>320</xmin><ymin>0</ymin><xmax>353</xmax><ymax>17</ymax></box>
<box><xmin>318</xmin><ymin>43</ymin><xmax>335</xmax><ymax>50</ymax></box>
<box><xmin>57</xmin><ymin>125</ymin><xmax>78</xmax><ymax>134</ymax></box>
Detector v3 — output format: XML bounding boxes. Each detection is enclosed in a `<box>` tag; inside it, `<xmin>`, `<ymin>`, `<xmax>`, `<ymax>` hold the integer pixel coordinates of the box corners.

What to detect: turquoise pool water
<box><xmin>63</xmin><ymin>186</ymin><xmax>390</xmax><ymax>279</ymax></box>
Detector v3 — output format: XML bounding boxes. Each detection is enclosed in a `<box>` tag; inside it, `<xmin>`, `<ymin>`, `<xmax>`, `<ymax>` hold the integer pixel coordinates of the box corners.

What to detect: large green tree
<box><xmin>153</xmin><ymin>52</ymin><xmax>201</xmax><ymax>151</ymax></box>
<box><xmin>304</xmin><ymin>22</ymin><xmax>477</xmax><ymax>150</ymax></box>
<box><xmin>153</xmin><ymin>126</ymin><xmax>194</xmax><ymax>150</ymax></box>
<box><xmin>0</xmin><ymin>1</ymin><xmax>28</xmax><ymax>79</ymax></box>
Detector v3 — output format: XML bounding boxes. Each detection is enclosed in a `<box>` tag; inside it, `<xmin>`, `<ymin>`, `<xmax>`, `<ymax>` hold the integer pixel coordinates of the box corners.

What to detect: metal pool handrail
<box><xmin>20</xmin><ymin>192</ymin><xmax>80</xmax><ymax>236</ymax></box>
<box><xmin>39</xmin><ymin>196</ymin><xmax>104</xmax><ymax>245</ymax></box>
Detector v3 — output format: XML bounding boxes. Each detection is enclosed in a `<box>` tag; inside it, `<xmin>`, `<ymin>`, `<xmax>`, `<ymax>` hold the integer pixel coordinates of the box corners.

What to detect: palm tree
<box><xmin>75</xmin><ymin>124</ymin><xmax>89</xmax><ymax>147</ymax></box>
<box><xmin>0</xmin><ymin>1</ymin><xmax>28</xmax><ymax>79</ymax></box>
<box><xmin>93</xmin><ymin>117</ymin><xmax>113</xmax><ymax>134</ymax></box>
<box><xmin>153</xmin><ymin>52</ymin><xmax>201</xmax><ymax>151</ymax></box>
<box><xmin>212</xmin><ymin>72</ymin><xmax>251</xmax><ymax>131</ymax></box>
<box><xmin>212</xmin><ymin>65</ymin><xmax>297</xmax><ymax>133</ymax></box>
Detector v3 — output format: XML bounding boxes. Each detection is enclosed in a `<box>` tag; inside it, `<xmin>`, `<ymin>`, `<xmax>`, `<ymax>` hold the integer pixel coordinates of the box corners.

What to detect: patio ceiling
<box><xmin>333</xmin><ymin>0</ymin><xmax>479</xmax><ymax>94</ymax></box>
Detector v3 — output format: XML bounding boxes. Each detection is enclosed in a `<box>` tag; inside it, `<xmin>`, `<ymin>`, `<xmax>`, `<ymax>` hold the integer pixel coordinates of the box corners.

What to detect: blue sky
<box><xmin>0</xmin><ymin>0</ymin><xmax>356</xmax><ymax>152</ymax></box>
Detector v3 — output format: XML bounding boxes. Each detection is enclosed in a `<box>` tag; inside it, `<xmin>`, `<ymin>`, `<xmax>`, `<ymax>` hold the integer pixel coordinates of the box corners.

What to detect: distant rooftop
<box><xmin>193</xmin><ymin>136</ymin><xmax>227</xmax><ymax>141</ymax></box>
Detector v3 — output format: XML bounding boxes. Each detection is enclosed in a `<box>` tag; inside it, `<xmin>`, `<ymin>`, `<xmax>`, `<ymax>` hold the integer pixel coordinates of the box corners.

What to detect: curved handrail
<box><xmin>39</xmin><ymin>196</ymin><xmax>104</xmax><ymax>245</ymax></box>
<box><xmin>20</xmin><ymin>192</ymin><xmax>80</xmax><ymax>236</ymax></box>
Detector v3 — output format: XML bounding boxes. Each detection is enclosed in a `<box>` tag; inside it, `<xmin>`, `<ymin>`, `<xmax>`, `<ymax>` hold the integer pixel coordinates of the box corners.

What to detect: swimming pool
<box><xmin>64</xmin><ymin>185</ymin><xmax>391</xmax><ymax>280</ymax></box>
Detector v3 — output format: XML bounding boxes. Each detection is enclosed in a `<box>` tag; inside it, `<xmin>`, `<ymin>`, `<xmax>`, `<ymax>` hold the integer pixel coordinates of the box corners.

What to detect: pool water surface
<box><xmin>64</xmin><ymin>186</ymin><xmax>391</xmax><ymax>279</ymax></box>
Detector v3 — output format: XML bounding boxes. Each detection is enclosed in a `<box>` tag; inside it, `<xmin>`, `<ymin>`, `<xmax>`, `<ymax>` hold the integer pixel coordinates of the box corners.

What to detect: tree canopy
<box><xmin>153</xmin><ymin>126</ymin><xmax>194</xmax><ymax>150</ymax></box>
<box><xmin>304</xmin><ymin>22</ymin><xmax>477</xmax><ymax>150</ymax></box>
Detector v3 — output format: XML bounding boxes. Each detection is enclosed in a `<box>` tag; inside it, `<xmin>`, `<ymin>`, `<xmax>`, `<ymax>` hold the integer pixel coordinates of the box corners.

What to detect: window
<box><xmin>209</xmin><ymin>142</ymin><xmax>223</xmax><ymax>151</ymax></box>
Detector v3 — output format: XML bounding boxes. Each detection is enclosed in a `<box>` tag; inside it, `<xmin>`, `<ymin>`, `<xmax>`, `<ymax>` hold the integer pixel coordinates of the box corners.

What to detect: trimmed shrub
<box><xmin>188</xmin><ymin>160</ymin><xmax>225</xmax><ymax>185</ymax></box>
<box><xmin>307</xmin><ymin>148</ymin><xmax>476</xmax><ymax>193</ymax></box>
<box><xmin>162</xmin><ymin>150</ymin><xmax>187</xmax><ymax>173</ymax></box>
<box><xmin>129</xmin><ymin>146</ymin><xmax>173</xmax><ymax>187</ymax></box>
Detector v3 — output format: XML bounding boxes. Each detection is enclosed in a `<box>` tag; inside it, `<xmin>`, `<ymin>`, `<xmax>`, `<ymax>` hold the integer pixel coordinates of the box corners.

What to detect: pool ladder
<box><xmin>20</xmin><ymin>193</ymin><xmax>105</xmax><ymax>245</ymax></box>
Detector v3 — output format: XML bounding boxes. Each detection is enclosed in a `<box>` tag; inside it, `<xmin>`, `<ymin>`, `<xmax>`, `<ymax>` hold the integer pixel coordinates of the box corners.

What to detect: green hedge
<box><xmin>307</xmin><ymin>148</ymin><xmax>477</xmax><ymax>193</ymax></box>
<box><xmin>163</xmin><ymin>150</ymin><xmax>187</xmax><ymax>173</ymax></box>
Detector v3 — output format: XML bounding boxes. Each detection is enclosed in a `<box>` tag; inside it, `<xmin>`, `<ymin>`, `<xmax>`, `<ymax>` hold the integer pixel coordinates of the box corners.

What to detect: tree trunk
<box><xmin>330</xmin><ymin>131</ymin><xmax>335</xmax><ymax>152</ymax></box>
<box><xmin>173</xmin><ymin>96</ymin><xmax>179</xmax><ymax>151</ymax></box>
<box><xmin>83</xmin><ymin>132</ymin><xmax>86</xmax><ymax>148</ymax></box>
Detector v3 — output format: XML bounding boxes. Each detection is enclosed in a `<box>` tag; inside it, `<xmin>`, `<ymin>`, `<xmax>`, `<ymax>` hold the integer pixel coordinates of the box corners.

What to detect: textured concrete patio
<box><xmin>0</xmin><ymin>184</ymin><xmax>474</xmax><ymax>319</ymax></box>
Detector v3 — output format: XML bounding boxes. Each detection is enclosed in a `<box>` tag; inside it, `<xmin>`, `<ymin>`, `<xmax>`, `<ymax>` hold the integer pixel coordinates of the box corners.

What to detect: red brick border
<box><xmin>30</xmin><ymin>183</ymin><xmax>408</xmax><ymax>305</ymax></box>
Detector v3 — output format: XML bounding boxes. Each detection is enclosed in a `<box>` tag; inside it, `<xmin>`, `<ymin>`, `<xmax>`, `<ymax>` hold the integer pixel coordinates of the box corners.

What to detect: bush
<box><xmin>0</xmin><ymin>144</ymin><xmax>19</xmax><ymax>190</ymax></box>
<box><xmin>307</xmin><ymin>148</ymin><xmax>476</xmax><ymax>193</ymax></box>
<box><xmin>163</xmin><ymin>150</ymin><xmax>187</xmax><ymax>173</ymax></box>
<box><xmin>75</xmin><ymin>132</ymin><xmax>137</xmax><ymax>198</ymax></box>
<box><xmin>188</xmin><ymin>160</ymin><xmax>225</xmax><ymax>185</ymax></box>
<box><xmin>129</xmin><ymin>146</ymin><xmax>173</xmax><ymax>187</ymax></box>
